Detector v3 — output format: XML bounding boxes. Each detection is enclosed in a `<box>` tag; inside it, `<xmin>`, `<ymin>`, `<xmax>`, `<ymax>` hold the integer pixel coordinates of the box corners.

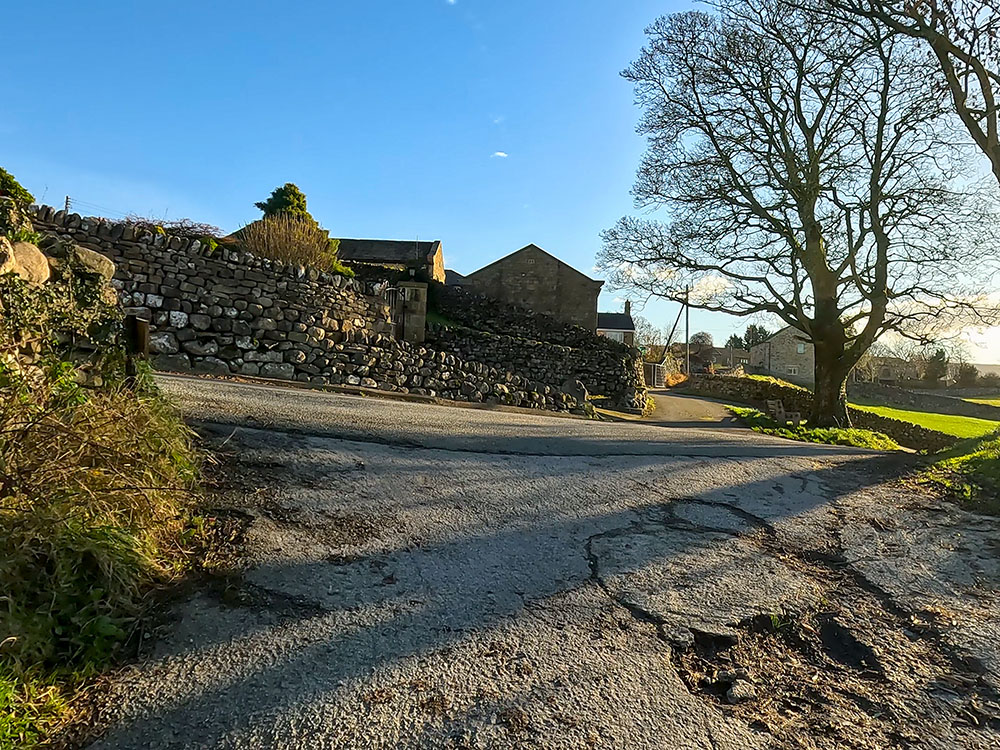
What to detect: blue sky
<box><xmin>5</xmin><ymin>0</ymin><xmax>998</xmax><ymax>359</ymax></box>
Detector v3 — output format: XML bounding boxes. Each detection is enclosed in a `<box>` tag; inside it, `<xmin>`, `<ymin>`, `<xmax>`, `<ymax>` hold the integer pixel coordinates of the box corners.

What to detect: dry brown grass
<box><xmin>0</xmin><ymin>367</ymin><xmax>200</xmax><ymax>669</ymax></box>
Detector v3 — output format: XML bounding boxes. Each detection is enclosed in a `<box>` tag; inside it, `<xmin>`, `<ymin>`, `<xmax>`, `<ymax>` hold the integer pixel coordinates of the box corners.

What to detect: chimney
<box><xmin>624</xmin><ymin>300</ymin><xmax>631</xmax><ymax>316</ymax></box>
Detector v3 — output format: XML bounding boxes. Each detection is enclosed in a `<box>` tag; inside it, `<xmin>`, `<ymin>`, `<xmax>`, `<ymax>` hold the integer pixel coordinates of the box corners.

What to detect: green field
<box><xmin>850</xmin><ymin>403</ymin><xmax>1000</xmax><ymax>438</ymax></box>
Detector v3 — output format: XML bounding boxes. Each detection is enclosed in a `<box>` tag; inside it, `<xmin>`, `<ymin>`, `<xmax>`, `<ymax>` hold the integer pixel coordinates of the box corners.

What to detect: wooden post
<box><xmin>124</xmin><ymin>314</ymin><xmax>149</xmax><ymax>389</ymax></box>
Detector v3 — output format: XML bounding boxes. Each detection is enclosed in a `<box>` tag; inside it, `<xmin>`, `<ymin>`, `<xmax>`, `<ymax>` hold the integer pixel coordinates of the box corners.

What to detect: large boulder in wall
<box><xmin>0</xmin><ymin>237</ymin><xmax>51</xmax><ymax>284</ymax></box>
<box><xmin>11</xmin><ymin>241</ymin><xmax>51</xmax><ymax>284</ymax></box>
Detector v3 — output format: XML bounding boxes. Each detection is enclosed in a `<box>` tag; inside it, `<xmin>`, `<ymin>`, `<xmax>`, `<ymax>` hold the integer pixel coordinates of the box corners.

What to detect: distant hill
<box><xmin>974</xmin><ymin>363</ymin><xmax>1000</xmax><ymax>376</ymax></box>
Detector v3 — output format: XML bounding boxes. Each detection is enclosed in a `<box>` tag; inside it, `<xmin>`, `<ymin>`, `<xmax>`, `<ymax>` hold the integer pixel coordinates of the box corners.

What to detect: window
<box><xmin>796</xmin><ymin>343</ymin><xmax>807</xmax><ymax>354</ymax></box>
<box><xmin>601</xmin><ymin>330</ymin><xmax>625</xmax><ymax>342</ymax></box>
<box><xmin>787</xmin><ymin>365</ymin><xmax>799</xmax><ymax>376</ymax></box>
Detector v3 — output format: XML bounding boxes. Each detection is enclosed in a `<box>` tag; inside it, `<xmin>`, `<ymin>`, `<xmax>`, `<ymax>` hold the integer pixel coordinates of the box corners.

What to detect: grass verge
<box><xmin>849</xmin><ymin>403</ymin><xmax>1000</xmax><ymax>438</ymax></box>
<box><xmin>727</xmin><ymin>406</ymin><xmax>900</xmax><ymax>450</ymax></box>
<box><xmin>0</xmin><ymin>365</ymin><xmax>202</xmax><ymax>748</ymax></box>
<box><xmin>966</xmin><ymin>397</ymin><xmax>1000</xmax><ymax>408</ymax></box>
<box><xmin>920</xmin><ymin>429</ymin><xmax>1000</xmax><ymax>515</ymax></box>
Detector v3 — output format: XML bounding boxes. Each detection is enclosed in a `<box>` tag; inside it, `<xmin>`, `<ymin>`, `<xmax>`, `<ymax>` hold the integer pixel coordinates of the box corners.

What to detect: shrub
<box><xmin>255</xmin><ymin>183</ymin><xmax>311</xmax><ymax>220</ymax></box>
<box><xmin>237</xmin><ymin>214</ymin><xmax>353</xmax><ymax>276</ymax></box>
<box><xmin>0</xmin><ymin>168</ymin><xmax>34</xmax><ymax>206</ymax></box>
<box><xmin>122</xmin><ymin>215</ymin><xmax>223</xmax><ymax>240</ymax></box>
<box><xmin>957</xmin><ymin>362</ymin><xmax>979</xmax><ymax>387</ymax></box>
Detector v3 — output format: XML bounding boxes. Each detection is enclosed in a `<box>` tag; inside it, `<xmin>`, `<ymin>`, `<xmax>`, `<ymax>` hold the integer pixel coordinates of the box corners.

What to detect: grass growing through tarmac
<box><xmin>849</xmin><ymin>403</ymin><xmax>1000</xmax><ymax>438</ymax></box>
<box><xmin>727</xmin><ymin>406</ymin><xmax>901</xmax><ymax>450</ymax></box>
<box><xmin>0</xmin><ymin>366</ymin><xmax>202</xmax><ymax>748</ymax></box>
<box><xmin>921</xmin><ymin>429</ymin><xmax>1000</xmax><ymax>515</ymax></box>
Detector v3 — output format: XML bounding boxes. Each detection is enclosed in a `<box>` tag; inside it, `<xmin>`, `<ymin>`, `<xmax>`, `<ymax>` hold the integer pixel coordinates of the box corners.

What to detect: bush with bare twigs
<box><xmin>122</xmin><ymin>214</ymin><xmax>223</xmax><ymax>240</ymax></box>
<box><xmin>237</xmin><ymin>213</ymin><xmax>353</xmax><ymax>276</ymax></box>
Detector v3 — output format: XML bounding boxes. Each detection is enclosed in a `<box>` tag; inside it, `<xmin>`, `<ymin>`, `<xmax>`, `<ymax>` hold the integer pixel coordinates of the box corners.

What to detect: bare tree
<box><xmin>690</xmin><ymin>331</ymin><xmax>714</xmax><ymax>347</ymax></box>
<box><xmin>600</xmin><ymin>0</ymin><xmax>999</xmax><ymax>424</ymax></box>
<box><xmin>816</xmin><ymin>0</ymin><xmax>1000</xmax><ymax>183</ymax></box>
<box><xmin>633</xmin><ymin>315</ymin><xmax>671</xmax><ymax>361</ymax></box>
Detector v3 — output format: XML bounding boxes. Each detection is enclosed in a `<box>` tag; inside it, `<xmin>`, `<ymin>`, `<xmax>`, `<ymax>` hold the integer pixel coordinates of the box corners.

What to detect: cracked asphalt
<box><xmin>87</xmin><ymin>377</ymin><xmax>1000</xmax><ymax>749</ymax></box>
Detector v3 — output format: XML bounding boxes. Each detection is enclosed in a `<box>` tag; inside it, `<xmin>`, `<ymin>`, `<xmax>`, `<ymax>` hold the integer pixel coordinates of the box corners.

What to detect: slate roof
<box><xmin>337</xmin><ymin>238</ymin><xmax>441</xmax><ymax>265</ymax></box>
<box><xmin>445</xmin><ymin>269</ymin><xmax>467</xmax><ymax>286</ymax></box>
<box><xmin>596</xmin><ymin>312</ymin><xmax>635</xmax><ymax>331</ymax></box>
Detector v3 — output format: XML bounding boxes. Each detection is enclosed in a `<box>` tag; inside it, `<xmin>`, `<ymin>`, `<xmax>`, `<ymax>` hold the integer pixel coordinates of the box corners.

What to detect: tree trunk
<box><xmin>811</xmin><ymin>343</ymin><xmax>851</xmax><ymax>426</ymax></box>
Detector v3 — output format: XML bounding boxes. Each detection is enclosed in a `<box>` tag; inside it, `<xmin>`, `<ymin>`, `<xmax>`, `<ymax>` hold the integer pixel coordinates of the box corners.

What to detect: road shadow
<box><xmin>78</xmin><ymin>425</ymin><xmax>991</xmax><ymax>749</ymax></box>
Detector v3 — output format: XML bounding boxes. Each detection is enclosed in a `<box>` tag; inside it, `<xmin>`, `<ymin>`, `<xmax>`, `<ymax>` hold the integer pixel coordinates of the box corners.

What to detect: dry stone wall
<box><xmin>848</xmin><ymin>382</ymin><xmax>1000</xmax><ymax>422</ymax></box>
<box><xmin>429</xmin><ymin>283</ymin><xmax>647</xmax><ymax>408</ymax></box>
<box><xmin>26</xmin><ymin>206</ymin><xmax>582</xmax><ymax>412</ymax></box>
<box><xmin>427</xmin><ymin>324</ymin><xmax>645</xmax><ymax>406</ymax></box>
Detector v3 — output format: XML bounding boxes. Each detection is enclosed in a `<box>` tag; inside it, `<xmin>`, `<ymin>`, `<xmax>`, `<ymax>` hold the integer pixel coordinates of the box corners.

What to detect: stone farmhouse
<box><xmin>596</xmin><ymin>301</ymin><xmax>636</xmax><ymax>344</ymax></box>
<box><xmin>338</xmin><ymin>238</ymin><xmax>445</xmax><ymax>283</ymax></box>
<box><xmin>749</xmin><ymin>325</ymin><xmax>814</xmax><ymax>381</ymax></box>
<box><xmin>457</xmin><ymin>244</ymin><xmax>604</xmax><ymax>331</ymax></box>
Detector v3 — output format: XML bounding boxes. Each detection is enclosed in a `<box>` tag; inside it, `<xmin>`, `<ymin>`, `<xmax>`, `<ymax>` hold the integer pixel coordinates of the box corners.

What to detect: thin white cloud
<box><xmin>491</xmin><ymin>151</ymin><xmax>509</xmax><ymax>158</ymax></box>
<box><xmin>446</xmin><ymin>0</ymin><xmax>456</xmax><ymax>4</ymax></box>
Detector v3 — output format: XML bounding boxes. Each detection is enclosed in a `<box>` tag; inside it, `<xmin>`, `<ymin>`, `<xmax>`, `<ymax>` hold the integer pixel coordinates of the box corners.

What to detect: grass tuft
<box><xmin>0</xmin><ymin>364</ymin><xmax>201</xmax><ymax>746</ymax></box>
<box><xmin>727</xmin><ymin>405</ymin><xmax>900</xmax><ymax>450</ymax></box>
<box><xmin>920</xmin><ymin>429</ymin><xmax>1000</xmax><ymax>515</ymax></box>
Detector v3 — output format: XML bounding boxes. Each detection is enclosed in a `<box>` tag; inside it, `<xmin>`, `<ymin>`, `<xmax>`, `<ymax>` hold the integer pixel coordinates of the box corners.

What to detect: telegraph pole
<box><xmin>684</xmin><ymin>286</ymin><xmax>691</xmax><ymax>376</ymax></box>
<box><xmin>64</xmin><ymin>196</ymin><xmax>70</xmax><ymax>213</ymax></box>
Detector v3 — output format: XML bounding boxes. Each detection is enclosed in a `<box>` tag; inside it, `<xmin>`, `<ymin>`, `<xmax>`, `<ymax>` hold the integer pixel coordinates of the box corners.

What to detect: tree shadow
<box><xmin>81</xmin><ymin>426</ymin><xmax>981</xmax><ymax>749</ymax></box>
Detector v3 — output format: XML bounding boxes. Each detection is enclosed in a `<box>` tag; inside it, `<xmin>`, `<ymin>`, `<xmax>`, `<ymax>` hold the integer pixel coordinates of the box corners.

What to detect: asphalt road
<box><xmin>87</xmin><ymin>377</ymin><xmax>1000</xmax><ymax>749</ymax></box>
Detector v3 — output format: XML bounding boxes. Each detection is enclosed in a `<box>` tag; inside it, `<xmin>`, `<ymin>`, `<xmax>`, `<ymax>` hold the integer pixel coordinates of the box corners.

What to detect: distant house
<box><xmin>671</xmin><ymin>342</ymin><xmax>750</xmax><ymax>373</ymax></box>
<box><xmin>461</xmin><ymin>244</ymin><xmax>604</xmax><ymax>330</ymax></box>
<box><xmin>337</xmin><ymin>238</ymin><xmax>445</xmax><ymax>283</ymax></box>
<box><xmin>444</xmin><ymin>269</ymin><xmax>466</xmax><ymax>287</ymax></box>
<box><xmin>597</xmin><ymin>302</ymin><xmax>636</xmax><ymax>345</ymax></box>
<box><xmin>749</xmin><ymin>326</ymin><xmax>814</xmax><ymax>382</ymax></box>
<box><xmin>853</xmin><ymin>355</ymin><xmax>919</xmax><ymax>384</ymax></box>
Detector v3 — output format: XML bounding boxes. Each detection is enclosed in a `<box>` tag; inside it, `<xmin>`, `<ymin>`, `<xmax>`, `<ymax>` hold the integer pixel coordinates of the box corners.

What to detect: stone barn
<box><xmin>461</xmin><ymin>244</ymin><xmax>603</xmax><ymax>331</ymax></box>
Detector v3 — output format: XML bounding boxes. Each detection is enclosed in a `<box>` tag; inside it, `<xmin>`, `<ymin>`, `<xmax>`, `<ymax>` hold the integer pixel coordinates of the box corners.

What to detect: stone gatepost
<box><xmin>398</xmin><ymin>281</ymin><xmax>427</xmax><ymax>343</ymax></box>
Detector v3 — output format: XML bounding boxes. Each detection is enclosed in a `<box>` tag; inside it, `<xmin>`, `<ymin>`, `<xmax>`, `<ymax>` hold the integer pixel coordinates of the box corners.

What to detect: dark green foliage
<box><xmin>255</xmin><ymin>183</ymin><xmax>311</xmax><ymax>219</ymax></box>
<box><xmin>0</xmin><ymin>197</ymin><xmax>36</xmax><ymax>239</ymax></box>
<box><xmin>742</xmin><ymin>323</ymin><xmax>771</xmax><ymax>349</ymax></box>
<box><xmin>0</xmin><ymin>168</ymin><xmax>34</xmax><ymax>206</ymax></box>
<box><xmin>957</xmin><ymin>362</ymin><xmax>979</xmax><ymax>386</ymax></box>
<box><xmin>924</xmin><ymin>348</ymin><xmax>949</xmax><ymax>383</ymax></box>
<box><xmin>6</xmin><ymin>227</ymin><xmax>42</xmax><ymax>244</ymax></box>
<box><xmin>725</xmin><ymin>333</ymin><xmax>744</xmax><ymax>350</ymax></box>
